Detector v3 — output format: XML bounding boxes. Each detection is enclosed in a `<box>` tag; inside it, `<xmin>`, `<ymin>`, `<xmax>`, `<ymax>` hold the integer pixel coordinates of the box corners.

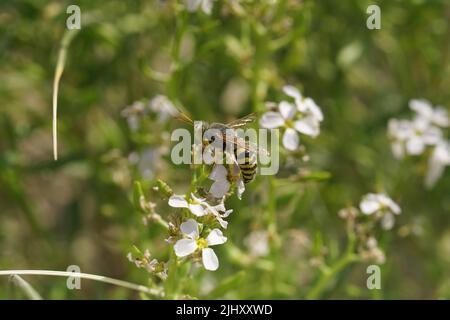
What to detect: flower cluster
<box><xmin>260</xmin><ymin>86</ymin><xmax>324</xmax><ymax>151</ymax></box>
<box><xmin>184</xmin><ymin>0</ymin><xmax>214</xmax><ymax>15</ymax></box>
<box><xmin>388</xmin><ymin>99</ymin><xmax>449</xmax><ymax>187</ymax></box>
<box><xmin>122</xmin><ymin>95</ymin><xmax>176</xmax><ymax>180</ymax></box>
<box><xmin>174</xmin><ymin>219</ymin><xmax>227</xmax><ymax>271</ymax></box>
<box><xmin>121</xmin><ymin>95</ymin><xmax>177</xmax><ymax>132</ymax></box>
<box><xmin>338</xmin><ymin>192</ymin><xmax>401</xmax><ymax>264</ymax></box>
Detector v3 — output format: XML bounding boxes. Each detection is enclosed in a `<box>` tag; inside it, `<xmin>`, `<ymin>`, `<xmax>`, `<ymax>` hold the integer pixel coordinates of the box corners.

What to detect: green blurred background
<box><xmin>0</xmin><ymin>0</ymin><xmax>449</xmax><ymax>299</ymax></box>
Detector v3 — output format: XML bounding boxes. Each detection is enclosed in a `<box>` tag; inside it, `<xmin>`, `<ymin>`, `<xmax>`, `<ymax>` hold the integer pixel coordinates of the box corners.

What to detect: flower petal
<box><xmin>209</xmin><ymin>180</ymin><xmax>230</xmax><ymax>199</ymax></box>
<box><xmin>201</xmin><ymin>0</ymin><xmax>213</xmax><ymax>15</ymax></box>
<box><xmin>174</xmin><ymin>239</ymin><xmax>197</xmax><ymax>257</ymax></box>
<box><xmin>236</xmin><ymin>179</ymin><xmax>245</xmax><ymax>200</ymax></box>
<box><xmin>180</xmin><ymin>219</ymin><xmax>199</xmax><ymax>239</ymax></box>
<box><xmin>360</xmin><ymin>195</ymin><xmax>381</xmax><ymax>215</ymax></box>
<box><xmin>209</xmin><ymin>165</ymin><xmax>227</xmax><ymax>181</ymax></box>
<box><xmin>409</xmin><ymin>99</ymin><xmax>433</xmax><ymax>118</ymax></box>
<box><xmin>202</xmin><ymin>248</ymin><xmax>219</xmax><ymax>271</ymax></box>
<box><xmin>294</xmin><ymin>118</ymin><xmax>320</xmax><ymax>137</ymax></box>
<box><xmin>185</xmin><ymin>0</ymin><xmax>202</xmax><ymax>12</ymax></box>
<box><xmin>406</xmin><ymin>136</ymin><xmax>425</xmax><ymax>155</ymax></box>
<box><xmin>189</xmin><ymin>203</ymin><xmax>206</xmax><ymax>217</ymax></box>
<box><xmin>259</xmin><ymin>112</ymin><xmax>284</xmax><ymax>129</ymax></box>
<box><xmin>206</xmin><ymin>229</ymin><xmax>227</xmax><ymax>246</ymax></box>
<box><xmin>303</xmin><ymin>97</ymin><xmax>324</xmax><ymax>122</ymax></box>
<box><xmin>282</xmin><ymin>128</ymin><xmax>299</xmax><ymax>151</ymax></box>
<box><xmin>168</xmin><ymin>195</ymin><xmax>189</xmax><ymax>208</ymax></box>
<box><xmin>279</xmin><ymin>101</ymin><xmax>297</xmax><ymax>120</ymax></box>
<box><xmin>381</xmin><ymin>212</ymin><xmax>395</xmax><ymax>230</ymax></box>
<box><xmin>282</xmin><ymin>85</ymin><xmax>302</xmax><ymax>102</ymax></box>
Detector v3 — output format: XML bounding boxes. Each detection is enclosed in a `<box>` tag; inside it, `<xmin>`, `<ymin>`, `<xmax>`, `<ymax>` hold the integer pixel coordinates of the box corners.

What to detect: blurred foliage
<box><xmin>0</xmin><ymin>0</ymin><xmax>449</xmax><ymax>299</ymax></box>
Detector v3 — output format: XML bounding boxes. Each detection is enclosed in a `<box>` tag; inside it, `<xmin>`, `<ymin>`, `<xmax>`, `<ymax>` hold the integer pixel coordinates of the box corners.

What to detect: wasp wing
<box><xmin>226</xmin><ymin>113</ymin><xmax>257</xmax><ymax>129</ymax></box>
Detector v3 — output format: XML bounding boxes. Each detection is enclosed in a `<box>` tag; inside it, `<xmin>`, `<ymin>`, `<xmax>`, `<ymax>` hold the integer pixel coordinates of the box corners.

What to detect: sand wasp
<box><xmin>176</xmin><ymin>110</ymin><xmax>267</xmax><ymax>184</ymax></box>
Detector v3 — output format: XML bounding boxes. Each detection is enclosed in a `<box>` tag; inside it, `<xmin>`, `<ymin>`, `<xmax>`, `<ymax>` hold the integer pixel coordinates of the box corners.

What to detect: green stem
<box><xmin>307</xmin><ymin>229</ymin><xmax>359</xmax><ymax>299</ymax></box>
<box><xmin>306</xmin><ymin>253</ymin><xmax>359</xmax><ymax>300</ymax></box>
<box><xmin>164</xmin><ymin>248</ymin><xmax>179</xmax><ymax>298</ymax></box>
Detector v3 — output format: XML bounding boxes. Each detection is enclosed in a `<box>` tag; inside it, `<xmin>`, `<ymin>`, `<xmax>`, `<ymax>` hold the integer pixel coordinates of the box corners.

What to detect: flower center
<box><xmin>285</xmin><ymin>119</ymin><xmax>294</xmax><ymax>128</ymax></box>
<box><xmin>196</xmin><ymin>238</ymin><xmax>208</xmax><ymax>249</ymax></box>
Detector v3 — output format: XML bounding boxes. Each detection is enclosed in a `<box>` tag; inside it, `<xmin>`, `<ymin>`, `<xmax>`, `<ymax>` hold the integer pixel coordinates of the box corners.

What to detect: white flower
<box><xmin>244</xmin><ymin>230</ymin><xmax>269</xmax><ymax>257</ymax></box>
<box><xmin>209</xmin><ymin>157</ymin><xmax>245</xmax><ymax>200</ymax></box>
<box><xmin>409</xmin><ymin>99</ymin><xmax>449</xmax><ymax>128</ymax></box>
<box><xmin>121</xmin><ymin>101</ymin><xmax>146</xmax><ymax>131</ymax></box>
<box><xmin>168</xmin><ymin>193</ymin><xmax>232</xmax><ymax>228</ymax></box>
<box><xmin>174</xmin><ymin>219</ymin><xmax>227</xmax><ymax>271</ymax></box>
<box><xmin>359</xmin><ymin>193</ymin><xmax>401</xmax><ymax>230</ymax></box>
<box><xmin>185</xmin><ymin>0</ymin><xmax>213</xmax><ymax>15</ymax></box>
<box><xmin>260</xmin><ymin>86</ymin><xmax>323</xmax><ymax>151</ymax></box>
<box><xmin>128</xmin><ymin>148</ymin><xmax>161</xmax><ymax>180</ymax></box>
<box><xmin>148</xmin><ymin>95</ymin><xmax>178</xmax><ymax>123</ymax></box>
<box><xmin>388</xmin><ymin>117</ymin><xmax>443</xmax><ymax>158</ymax></box>
<box><xmin>425</xmin><ymin>140</ymin><xmax>450</xmax><ymax>188</ymax></box>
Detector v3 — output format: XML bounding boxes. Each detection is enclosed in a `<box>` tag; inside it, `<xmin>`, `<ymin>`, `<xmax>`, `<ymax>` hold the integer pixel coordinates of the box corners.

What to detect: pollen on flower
<box><xmin>196</xmin><ymin>238</ymin><xmax>208</xmax><ymax>249</ymax></box>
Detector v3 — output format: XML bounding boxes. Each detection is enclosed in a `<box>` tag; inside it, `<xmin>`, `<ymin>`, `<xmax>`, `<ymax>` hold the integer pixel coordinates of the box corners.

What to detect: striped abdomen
<box><xmin>235</xmin><ymin>147</ymin><xmax>257</xmax><ymax>183</ymax></box>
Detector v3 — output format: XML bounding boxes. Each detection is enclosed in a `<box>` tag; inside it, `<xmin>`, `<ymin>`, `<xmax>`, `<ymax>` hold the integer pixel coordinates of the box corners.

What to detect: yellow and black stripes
<box><xmin>235</xmin><ymin>147</ymin><xmax>257</xmax><ymax>183</ymax></box>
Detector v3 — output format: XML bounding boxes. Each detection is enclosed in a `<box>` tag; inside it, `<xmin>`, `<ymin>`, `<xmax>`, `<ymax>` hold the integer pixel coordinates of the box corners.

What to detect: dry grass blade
<box><xmin>52</xmin><ymin>29</ymin><xmax>79</xmax><ymax>161</ymax></box>
<box><xmin>9</xmin><ymin>274</ymin><xmax>43</xmax><ymax>300</ymax></box>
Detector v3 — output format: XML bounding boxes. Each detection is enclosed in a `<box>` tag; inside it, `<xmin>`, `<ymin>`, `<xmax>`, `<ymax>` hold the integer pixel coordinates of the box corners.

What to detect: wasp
<box><xmin>176</xmin><ymin>110</ymin><xmax>266</xmax><ymax>184</ymax></box>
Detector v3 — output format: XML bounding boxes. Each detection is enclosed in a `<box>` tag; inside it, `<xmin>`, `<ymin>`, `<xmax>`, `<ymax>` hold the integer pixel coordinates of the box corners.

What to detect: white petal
<box><xmin>189</xmin><ymin>203</ymin><xmax>206</xmax><ymax>216</ymax></box>
<box><xmin>303</xmin><ymin>97</ymin><xmax>324</xmax><ymax>121</ymax></box>
<box><xmin>174</xmin><ymin>239</ymin><xmax>197</xmax><ymax>257</ymax></box>
<box><xmin>384</xmin><ymin>198</ymin><xmax>401</xmax><ymax>215</ymax></box>
<box><xmin>406</xmin><ymin>136</ymin><xmax>425</xmax><ymax>155</ymax></box>
<box><xmin>422</xmin><ymin>126</ymin><xmax>443</xmax><ymax>145</ymax></box>
<box><xmin>391</xmin><ymin>141</ymin><xmax>405</xmax><ymax>159</ymax></box>
<box><xmin>201</xmin><ymin>0</ymin><xmax>213</xmax><ymax>14</ymax></box>
<box><xmin>282</xmin><ymin>128</ymin><xmax>299</xmax><ymax>151</ymax></box>
<box><xmin>209</xmin><ymin>180</ymin><xmax>230</xmax><ymax>198</ymax></box>
<box><xmin>282</xmin><ymin>85</ymin><xmax>302</xmax><ymax>102</ymax></box>
<box><xmin>279</xmin><ymin>101</ymin><xmax>297</xmax><ymax>120</ymax></box>
<box><xmin>180</xmin><ymin>219</ymin><xmax>199</xmax><ymax>239</ymax></box>
<box><xmin>209</xmin><ymin>165</ymin><xmax>227</xmax><ymax>181</ymax></box>
<box><xmin>425</xmin><ymin>142</ymin><xmax>450</xmax><ymax>188</ymax></box>
<box><xmin>294</xmin><ymin>118</ymin><xmax>320</xmax><ymax>137</ymax></box>
<box><xmin>206</xmin><ymin>229</ymin><xmax>227</xmax><ymax>246</ymax></box>
<box><xmin>360</xmin><ymin>196</ymin><xmax>381</xmax><ymax>215</ymax></box>
<box><xmin>433</xmin><ymin>107</ymin><xmax>449</xmax><ymax>127</ymax></box>
<box><xmin>202</xmin><ymin>248</ymin><xmax>219</xmax><ymax>271</ymax></box>
<box><xmin>409</xmin><ymin>99</ymin><xmax>433</xmax><ymax>118</ymax></box>
<box><xmin>381</xmin><ymin>212</ymin><xmax>395</xmax><ymax>230</ymax></box>
<box><xmin>168</xmin><ymin>195</ymin><xmax>189</xmax><ymax>208</ymax></box>
<box><xmin>236</xmin><ymin>179</ymin><xmax>245</xmax><ymax>200</ymax></box>
<box><xmin>222</xmin><ymin>209</ymin><xmax>233</xmax><ymax>218</ymax></box>
<box><xmin>259</xmin><ymin>112</ymin><xmax>284</xmax><ymax>129</ymax></box>
<box><xmin>185</xmin><ymin>0</ymin><xmax>202</xmax><ymax>12</ymax></box>
<box><xmin>216</xmin><ymin>217</ymin><xmax>228</xmax><ymax>229</ymax></box>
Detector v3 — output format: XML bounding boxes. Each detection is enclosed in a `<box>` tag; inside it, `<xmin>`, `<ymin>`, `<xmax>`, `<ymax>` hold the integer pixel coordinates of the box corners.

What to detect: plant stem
<box><xmin>0</xmin><ymin>270</ymin><xmax>163</xmax><ymax>298</ymax></box>
<box><xmin>306</xmin><ymin>253</ymin><xmax>359</xmax><ymax>300</ymax></box>
<box><xmin>52</xmin><ymin>29</ymin><xmax>80</xmax><ymax>161</ymax></box>
<box><xmin>9</xmin><ymin>275</ymin><xmax>43</xmax><ymax>300</ymax></box>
